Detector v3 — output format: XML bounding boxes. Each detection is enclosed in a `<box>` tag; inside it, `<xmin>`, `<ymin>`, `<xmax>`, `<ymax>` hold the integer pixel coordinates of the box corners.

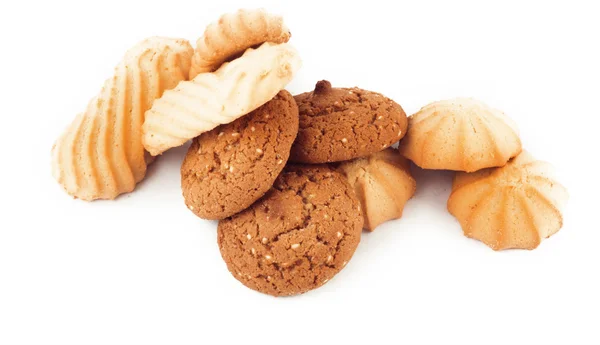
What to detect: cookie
<box><xmin>398</xmin><ymin>98</ymin><xmax>522</xmax><ymax>172</ymax></box>
<box><xmin>51</xmin><ymin>37</ymin><xmax>193</xmax><ymax>200</ymax></box>
<box><xmin>338</xmin><ymin>148</ymin><xmax>416</xmax><ymax>231</ymax></box>
<box><xmin>447</xmin><ymin>151</ymin><xmax>568</xmax><ymax>250</ymax></box>
<box><xmin>142</xmin><ymin>42</ymin><xmax>302</xmax><ymax>156</ymax></box>
<box><xmin>289</xmin><ymin>80</ymin><xmax>407</xmax><ymax>163</ymax></box>
<box><xmin>189</xmin><ymin>8</ymin><xmax>291</xmax><ymax>79</ymax></box>
<box><xmin>217</xmin><ymin>165</ymin><xmax>363</xmax><ymax>296</ymax></box>
<box><xmin>181</xmin><ymin>90</ymin><xmax>299</xmax><ymax>220</ymax></box>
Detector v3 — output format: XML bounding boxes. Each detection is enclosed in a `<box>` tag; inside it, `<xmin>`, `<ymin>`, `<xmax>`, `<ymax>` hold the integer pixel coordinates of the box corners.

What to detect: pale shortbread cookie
<box><xmin>51</xmin><ymin>37</ymin><xmax>193</xmax><ymax>200</ymax></box>
<box><xmin>142</xmin><ymin>42</ymin><xmax>301</xmax><ymax>156</ymax></box>
<box><xmin>338</xmin><ymin>148</ymin><xmax>416</xmax><ymax>231</ymax></box>
<box><xmin>447</xmin><ymin>151</ymin><xmax>568</xmax><ymax>250</ymax></box>
<box><xmin>398</xmin><ymin>98</ymin><xmax>522</xmax><ymax>172</ymax></box>
<box><xmin>189</xmin><ymin>8</ymin><xmax>291</xmax><ymax>79</ymax></box>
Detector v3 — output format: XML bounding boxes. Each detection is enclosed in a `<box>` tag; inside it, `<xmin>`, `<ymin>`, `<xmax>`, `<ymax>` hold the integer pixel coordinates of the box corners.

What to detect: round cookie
<box><xmin>290</xmin><ymin>80</ymin><xmax>408</xmax><ymax>163</ymax></box>
<box><xmin>181</xmin><ymin>90</ymin><xmax>299</xmax><ymax>220</ymax></box>
<box><xmin>217</xmin><ymin>165</ymin><xmax>363</xmax><ymax>297</ymax></box>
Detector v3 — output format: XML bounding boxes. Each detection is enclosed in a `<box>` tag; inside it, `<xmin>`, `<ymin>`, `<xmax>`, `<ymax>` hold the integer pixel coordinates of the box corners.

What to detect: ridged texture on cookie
<box><xmin>189</xmin><ymin>8</ymin><xmax>291</xmax><ymax>79</ymax></box>
<box><xmin>398</xmin><ymin>98</ymin><xmax>522</xmax><ymax>172</ymax></box>
<box><xmin>142</xmin><ymin>42</ymin><xmax>301</xmax><ymax>156</ymax></box>
<box><xmin>181</xmin><ymin>90</ymin><xmax>299</xmax><ymax>220</ymax></box>
<box><xmin>338</xmin><ymin>148</ymin><xmax>416</xmax><ymax>231</ymax></box>
<box><xmin>290</xmin><ymin>80</ymin><xmax>408</xmax><ymax>163</ymax></box>
<box><xmin>447</xmin><ymin>151</ymin><xmax>568</xmax><ymax>250</ymax></box>
<box><xmin>51</xmin><ymin>37</ymin><xmax>193</xmax><ymax>200</ymax></box>
<box><xmin>218</xmin><ymin>165</ymin><xmax>363</xmax><ymax>297</ymax></box>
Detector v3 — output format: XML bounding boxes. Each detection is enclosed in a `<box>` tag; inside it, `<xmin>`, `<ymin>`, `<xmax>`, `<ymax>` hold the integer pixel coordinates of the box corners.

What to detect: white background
<box><xmin>1</xmin><ymin>1</ymin><xmax>599</xmax><ymax>344</ymax></box>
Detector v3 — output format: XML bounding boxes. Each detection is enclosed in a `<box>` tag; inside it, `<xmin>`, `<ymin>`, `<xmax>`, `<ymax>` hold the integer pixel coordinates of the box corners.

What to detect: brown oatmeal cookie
<box><xmin>181</xmin><ymin>90</ymin><xmax>299</xmax><ymax>220</ymax></box>
<box><xmin>217</xmin><ymin>164</ymin><xmax>363</xmax><ymax>297</ymax></box>
<box><xmin>290</xmin><ymin>80</ymin><xmax>408</xmax><ymax>163</ymax></box>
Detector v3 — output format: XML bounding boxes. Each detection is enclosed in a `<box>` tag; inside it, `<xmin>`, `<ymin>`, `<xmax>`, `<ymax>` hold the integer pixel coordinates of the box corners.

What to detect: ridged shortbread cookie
<box><xmin>398</xmin><ymin>98</ymin><xmax>522</xmax><ymax>172</ymax></box>
<box><xmin>51</xmin><ymin>37</ymin><xmax>193</xmax><ymax>200</ymax></box>
<box><xmin>189</xmin><ymin>8</ymin><xmax>291</xmax><ymax>79</ymax></box>
<box><xmin>142</xmin><ymin>42</ymin><xmax>301</xmax><ymax>156</ymax></box>
<box><xmin>447</xmin><ymin>151</ymin><xmax>568</xmax><ymax>250</ymax></box>
<box><xmin>338</xmin><ymin>148</ymin><xmax>416</xmax><ymax>231</ymax></box>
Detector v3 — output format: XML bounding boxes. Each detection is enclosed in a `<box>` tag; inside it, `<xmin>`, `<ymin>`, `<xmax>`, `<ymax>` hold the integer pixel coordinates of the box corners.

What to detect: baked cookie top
<box><xmin>290</xmin><ymin>80</ymin><xmax>407</xmax><ymax>163</ymax></box>
<box><xmin>217</xmin><ymin>164</ymin><xmax>363</xmax><ymax>296</ymax></box>
<box><xmin>181</xmin><ymin>90</ymin><xmax>299</xmax><ymax>220</ymax></box>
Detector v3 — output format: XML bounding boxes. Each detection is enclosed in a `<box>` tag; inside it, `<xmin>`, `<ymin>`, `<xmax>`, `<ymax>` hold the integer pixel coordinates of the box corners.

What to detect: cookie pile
<box><xmin>51</xmin><ymin>8</ymin><xmax>568</xmax><ymax>297</ymax></box>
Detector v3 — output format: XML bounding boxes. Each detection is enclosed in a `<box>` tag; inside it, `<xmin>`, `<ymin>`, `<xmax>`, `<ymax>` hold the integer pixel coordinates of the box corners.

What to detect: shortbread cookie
<box><xmin>189</xmin><ymin>8</ymin><xmax>291</xmax><ymax>79</ymax></box>
<box><xmin>398</xmin><ymin>98</ymin><xmax>522</xmax><ymax>172</ymax></box>
<box><xmin>338</xmin><ymin>148</ymin><xmax>416</xmax><ymax>231</ymax></box>
<box><xmin>181</xmin><ymin>90</ymin><xmax>299</xmax><ymax>220</ymax></box>
<box><xmin>217</xmin><ymin>165</ymin><xmax>363</xmax><ymax>297</ymax></box>
<box><xmin>51</xmin><ymin>37</ymin><xmax>193</xmax><ymax>200</ymax></box>
<box><xmin>143</xmin><ymin>42</ymin><xmax>301</xmax><ymax>156</ymax></box>
<box><xmin>290</xmin><ymin>80</ymin><xmax>407</xmax><ymax>163</ymax></box>
<box><xmin>447</xmin><ymin>151</ymin><xmax>568</xmax><ymax>250</ymax></box>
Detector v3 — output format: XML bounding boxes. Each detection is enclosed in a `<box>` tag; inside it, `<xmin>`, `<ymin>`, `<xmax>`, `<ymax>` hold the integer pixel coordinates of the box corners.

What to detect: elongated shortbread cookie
<box><xmin>142</xmin><ymin>42</ymin><xmax>301</xmax><ymax>156</ymax></box>
<box><xmin>189</xmin><ymin>8</ymin><xmax>291</xmax><ymax>79</ymax></box>
<box><xmin>51</xmin><ymin>37</ymin><xmax>193</xmax><ymax>200</ymax></box>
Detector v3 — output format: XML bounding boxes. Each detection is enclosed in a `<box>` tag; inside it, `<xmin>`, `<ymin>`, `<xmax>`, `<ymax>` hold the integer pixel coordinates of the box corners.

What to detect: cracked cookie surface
<box><xmin>217</xmin><ymin>164</ymin><xmax>363</xmax><ymax>296</ymax></box>
<box><xmin>290</xmin><ymin>80</ymin><xmax>408</xmax><ymax>163</ymax></box>
<box><xmin>181</xmin><ymin>90</ymin><xmax>299</xmax><ymax>220</ymax></box>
